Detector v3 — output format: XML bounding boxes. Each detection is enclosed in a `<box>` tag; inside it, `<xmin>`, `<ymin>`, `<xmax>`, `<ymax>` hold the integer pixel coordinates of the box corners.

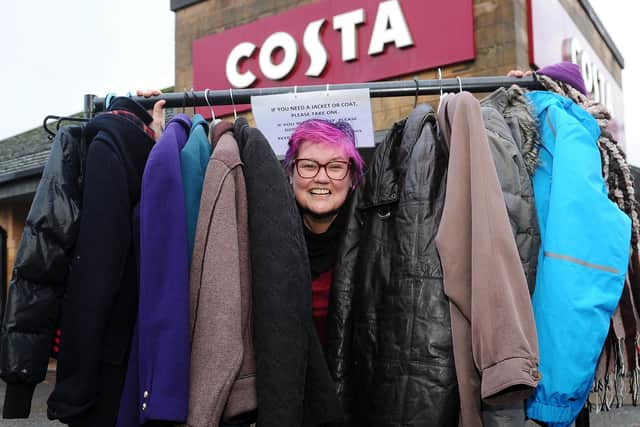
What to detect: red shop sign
<box><xmin>193</xmin><ymin>0</ymin><xmax>475</xmax><ymax>114</ymax></box>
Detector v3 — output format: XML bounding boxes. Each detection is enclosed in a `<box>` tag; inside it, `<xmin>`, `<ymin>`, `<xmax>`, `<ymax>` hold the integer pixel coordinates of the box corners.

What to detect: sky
<box><xmin>0</xmin><ymin>1</ymin><xmax>637</xmax><ymax>163</ymax></box>
<box><xmin>0</xmin><ymin>0</ymin><xmax>175</xmax><ymax>140</ymax></box>
<box><xmin>588</xmin><ymin>0</ymin><xmax>638</xmax><ymax>164</ymax></box>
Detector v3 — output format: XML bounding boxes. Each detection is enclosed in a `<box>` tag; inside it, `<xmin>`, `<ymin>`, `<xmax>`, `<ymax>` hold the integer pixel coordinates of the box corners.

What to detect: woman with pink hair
<box><xmin>283</xmin><ymin>119</ymin><xmax>364</xmax><ymax>344</ymax></box>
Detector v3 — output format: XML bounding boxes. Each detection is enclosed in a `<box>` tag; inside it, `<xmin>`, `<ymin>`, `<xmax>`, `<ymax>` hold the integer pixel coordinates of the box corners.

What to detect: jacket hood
<box><xmin>107</xmin><ymin>96</ymin><xmax>154</xmax><ymax>125</ymax></box>
<box><xmin>84</xmin><ymin>109</ymin><xmax>155</xmax><ymax>200</ymax></box>
<box><xmin>190</xmin><ymin>114</ymin><xmax>209</xmax><ymax>136</ymax></box>
<box><xmin>481</xmin><ymin>86</ymin><xmax>540</xmax><ymax>175</ymax></box>
<box><xmin>212</xmin><ymin>120</ymin><xmax>234</xmax><ymax>146</ymax></box>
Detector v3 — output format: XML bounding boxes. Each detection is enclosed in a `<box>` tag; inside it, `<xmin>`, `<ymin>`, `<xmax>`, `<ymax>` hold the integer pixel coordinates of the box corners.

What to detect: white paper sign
<box><xmin>251</xmin><ymin>88</ymin><xmax>375</xmax><ymax>157</ymax></box>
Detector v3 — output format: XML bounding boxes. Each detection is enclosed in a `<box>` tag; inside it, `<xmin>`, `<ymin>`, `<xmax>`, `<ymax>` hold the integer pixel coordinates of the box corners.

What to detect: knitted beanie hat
<box><xmin>537</xmin><ymin>61</ymin><xmax>588</xmax><ymax>96</ymax></box>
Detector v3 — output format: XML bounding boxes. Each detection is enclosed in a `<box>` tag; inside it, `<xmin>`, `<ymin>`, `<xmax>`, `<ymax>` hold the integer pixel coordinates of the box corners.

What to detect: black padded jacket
<box><xmin>326</xmin><ymin>104</ymin><xmax>459</xmax><ymax>426</ymax></box>
<box><xmin>0</xmin><ymin>125</ymin><xmax>86</xmax><ymax>418</ymax></box>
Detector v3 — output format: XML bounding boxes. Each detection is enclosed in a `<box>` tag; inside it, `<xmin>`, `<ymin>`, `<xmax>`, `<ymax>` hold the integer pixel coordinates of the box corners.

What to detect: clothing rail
<box><xmin>84</xmin><ymin>75</ymin><xmax>543</xmax><ymax>116</ymax></box>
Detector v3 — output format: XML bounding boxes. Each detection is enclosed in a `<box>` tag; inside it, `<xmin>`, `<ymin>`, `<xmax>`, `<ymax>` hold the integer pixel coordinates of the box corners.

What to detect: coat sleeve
<box><xmin>46</xmin><ymin>137</ymin><xmax>132</xmax><ymax>421</ymax></box>
<box><xmin>0</xmin><ymin>126</ymin><xmax>84</xmax><ymax>418</ymax></box>
<box><xmin>436</xmin><ymin>94</ymin><xmax>540</xmax><ymax>424</ymax></box>
<box><xmin>525</xmin><ymin>105</ymin><xmax>631</xmax><ymax>424</ymax></box>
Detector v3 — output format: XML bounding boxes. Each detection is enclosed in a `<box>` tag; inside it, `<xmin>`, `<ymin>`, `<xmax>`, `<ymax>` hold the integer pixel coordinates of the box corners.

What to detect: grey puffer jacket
<box><xmin>481</xmin><ymin>87</ymin><xmax>541</xmax><ymax>294</ymax></box>
<box><xmin>326</xmin><ymin>104</ymin><xmax>459</xmax><ymax>426</ymax></box>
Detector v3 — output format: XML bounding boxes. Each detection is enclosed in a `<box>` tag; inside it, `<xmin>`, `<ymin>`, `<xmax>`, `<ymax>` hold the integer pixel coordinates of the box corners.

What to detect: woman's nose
<box><xmin>314</xmin><ymin>166</ymin><xmax>331</xmax><ymax>182</ymax></box>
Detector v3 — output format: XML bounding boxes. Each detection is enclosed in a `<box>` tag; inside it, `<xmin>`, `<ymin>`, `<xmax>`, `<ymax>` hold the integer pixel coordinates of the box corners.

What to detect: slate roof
<box><xmin>0</xmin><ymin>123</ymin><xmax>53</xmax><ymax>183</ymax></box>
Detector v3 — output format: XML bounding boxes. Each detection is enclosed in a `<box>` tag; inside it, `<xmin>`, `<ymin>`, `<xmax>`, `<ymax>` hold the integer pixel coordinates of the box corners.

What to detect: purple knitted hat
<box><xmin>537</xmin><ymin>61</ymin><xmax>588</xmax><ymax>96</ymax></box>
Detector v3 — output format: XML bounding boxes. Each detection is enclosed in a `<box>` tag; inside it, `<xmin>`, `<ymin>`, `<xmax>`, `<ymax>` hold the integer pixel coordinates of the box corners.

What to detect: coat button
<box><xmin>530</xmin><ymin>368</ymin><xmax>542</xmax><ymax>381</ymax></box>
<box><xmin>141</xmin><ymin>402</ymin><xmax>147</xmax><ymax>411</ymax></box>
<box><xmin>143</xmin><ymin>390</ymin><xmax>149</xmax><ymax>399</ymax></box>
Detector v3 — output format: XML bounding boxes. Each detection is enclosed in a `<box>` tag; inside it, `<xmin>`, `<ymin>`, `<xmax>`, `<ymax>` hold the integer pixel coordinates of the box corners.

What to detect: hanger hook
<box><xmin>438</xmin><ymin>68</ymin><xmax>443</xmax><ymax>98</ymax></box>
<box><xmin>294</xmin><ymin>85</ymin><xmax>298</xmax><ymax>97</ymax></box>
<box><xmin>229</xmin><ymin>88</ymin><xmax>238</xmax><ymax>120</ymax></box>
<box><xmin>325</xmin><ymin>83</ymin><xmax>330</xmax><ymax>97</ymax></box>
<box><xmin>413</xmin><ymin>78</ymin><xmax>419</xmax><ymax>108</ymax></box>
<box><xmin>204</xmin><ymin>89</ymin><xmax>216</xmax><ymax>121</ymax></box>
<box><xmin>457</xmin><ymin>76</ymin><xmax>463</xmax><ymax>93</ymax></box>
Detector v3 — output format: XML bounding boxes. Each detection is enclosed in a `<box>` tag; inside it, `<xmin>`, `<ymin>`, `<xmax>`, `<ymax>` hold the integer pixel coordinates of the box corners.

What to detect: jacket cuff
<box><xmin>481</xmin><ymin>357</ymin><xmax>540</xmax><ymax>405</ymax></box>
<box><xmin>222</xmin><ymin>373</ymin><xmax>257</xmax><ymax>422</ymax></box>
<box><xmin>526</xmin><ymin>400</ymin><xmax>575</xmax><ymax>424</ymax></box>
<box><xmin>2</xmin><ymin>382</ymin><xmax>37</xmax><ymax>418</ymax></box>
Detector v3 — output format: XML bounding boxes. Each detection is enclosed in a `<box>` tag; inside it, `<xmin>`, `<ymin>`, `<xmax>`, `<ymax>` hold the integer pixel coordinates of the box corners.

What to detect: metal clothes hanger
<box><xmin>437</xmin><ymin>68</ymin><xmax>446</xmax><ymax>113</ymax></box>
<box><xmin>229</xmin><ymin>88</ymin><xmax>238</xmax><ymax>120</ymax></box>
<box><xmin>42</xmin><ymin>115</ymin><xmax>89</xmax><ymax>139</ymax></box>
<box><xmin>204</xmin><ymin>88</ymin><xmax>216</xmax><ymax>121</ymax></box>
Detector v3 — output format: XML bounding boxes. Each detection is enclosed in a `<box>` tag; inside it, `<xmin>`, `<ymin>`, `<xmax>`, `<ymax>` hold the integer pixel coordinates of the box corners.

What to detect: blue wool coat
<box><xmin>524</xmin><ymin>91</ymin><xmax>630</xmax><ymax>426</ymax></box>
<box><xmin>117</xmin><ymin>115</ymin><xmax>192</xmax><ymax>426</ymax></box>
<box><xmin>180</xmin><ymin>114</ymin><xmax>212</xmax><ymax>261</ymax></box>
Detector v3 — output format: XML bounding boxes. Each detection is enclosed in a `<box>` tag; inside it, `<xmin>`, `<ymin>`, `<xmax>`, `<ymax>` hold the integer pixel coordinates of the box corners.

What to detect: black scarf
<box><xmin>302</xmin><ymin>199</ymin><xmax>350</xmax><ymax>278</ymax></box>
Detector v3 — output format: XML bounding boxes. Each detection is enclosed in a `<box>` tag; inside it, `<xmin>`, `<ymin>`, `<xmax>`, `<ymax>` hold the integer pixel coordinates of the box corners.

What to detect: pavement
<box><xmin>0</xmin><ymin>370</ymin><xmax>57</xmax><ymax>426</ymax></box>
<box><xmin>0</xmin><ymin>370</ymin><xmax>639</xmax><ymax>426</ymax></box>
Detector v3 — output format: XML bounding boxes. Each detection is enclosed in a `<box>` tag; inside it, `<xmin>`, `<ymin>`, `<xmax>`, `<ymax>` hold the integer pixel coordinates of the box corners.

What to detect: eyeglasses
<box><xmin>294</xmin><ymin>158</ymin><xmax>351</xmax><ymax>180</ymax></box>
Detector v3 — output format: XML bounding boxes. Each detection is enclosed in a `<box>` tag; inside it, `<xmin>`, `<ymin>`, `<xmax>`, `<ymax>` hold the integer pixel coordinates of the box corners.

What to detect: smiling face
<box><xmin>291</xmin><ymin>140</ymin><xmax>352</xmax><ymax>233</ymax></box>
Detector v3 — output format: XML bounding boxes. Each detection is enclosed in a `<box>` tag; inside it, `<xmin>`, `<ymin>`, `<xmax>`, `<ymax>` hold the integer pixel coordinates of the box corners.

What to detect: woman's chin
<box><xmin>304</xmin><ymin>207</ymin><xmax>338</xmax><ymax>221</ymax></box>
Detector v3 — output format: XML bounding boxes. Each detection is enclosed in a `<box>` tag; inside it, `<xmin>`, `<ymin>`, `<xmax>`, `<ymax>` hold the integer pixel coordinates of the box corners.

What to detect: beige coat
<box><xmin>186</xmin><ymin>129</ymin><xmax>256</xmax><ymax>427</ymax></box>
<box><xmin>435</xmin><ymin>93</ymin><xmax>540</xmax><ymax>426</ymax></box>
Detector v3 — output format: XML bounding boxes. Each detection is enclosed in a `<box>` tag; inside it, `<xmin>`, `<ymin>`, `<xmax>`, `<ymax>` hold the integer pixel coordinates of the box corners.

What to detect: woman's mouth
<box><xmin>310</xmin><ymin>188</ymin><xmax>331</xmax><ymax>195</ymax></box>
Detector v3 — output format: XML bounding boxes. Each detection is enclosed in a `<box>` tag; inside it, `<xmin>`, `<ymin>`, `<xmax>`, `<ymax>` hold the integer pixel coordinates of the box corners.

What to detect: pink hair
<box><xmin>283</xmin><ymin>119</ymin><xmax>364</xmax><ymax>186</ymax></box>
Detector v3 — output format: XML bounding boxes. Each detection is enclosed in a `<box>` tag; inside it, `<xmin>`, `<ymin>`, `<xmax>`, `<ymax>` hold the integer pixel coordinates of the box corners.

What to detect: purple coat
<box><xmin>117</xmin><ymin>115</ymin><xmax>192</xmax><ymax>426</ymax></box>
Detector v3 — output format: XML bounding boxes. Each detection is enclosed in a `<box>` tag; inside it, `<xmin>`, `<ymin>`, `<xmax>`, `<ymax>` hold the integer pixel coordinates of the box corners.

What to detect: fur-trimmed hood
<box><xmin>481</xmin><ymin>86</ymin><xmax>540</xmax><ymax>175</ymax></box>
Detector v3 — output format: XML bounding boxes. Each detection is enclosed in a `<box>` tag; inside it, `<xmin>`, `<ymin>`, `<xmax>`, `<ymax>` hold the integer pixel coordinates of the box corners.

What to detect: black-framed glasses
<box><xmin>294</xmin><ymin>158</ymin><xmax>351</xmax><ymax>180</ymax></box>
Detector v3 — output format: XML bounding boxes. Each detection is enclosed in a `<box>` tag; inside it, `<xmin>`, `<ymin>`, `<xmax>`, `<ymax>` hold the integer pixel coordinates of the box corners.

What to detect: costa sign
<box><xmin>193</xmin><ymin>0</ymin><xmax>475</xmax><ymax>108</ymax></box>
<box><xmin>225</xmin><ymin>0</ymin><xmax>415</xmax><ymax>88</ymax></box>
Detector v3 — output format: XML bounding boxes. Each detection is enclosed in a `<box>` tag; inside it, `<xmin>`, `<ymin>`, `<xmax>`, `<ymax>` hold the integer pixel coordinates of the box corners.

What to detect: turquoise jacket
<box><xmin>180</xmin><ymin>114</ymin><xmax>213</xmax><ymax>261</ymax></box>
<box><xmin>525</xmin><ymin>91</ymin><xmax>630</xmax><ymax>426</ymax></box>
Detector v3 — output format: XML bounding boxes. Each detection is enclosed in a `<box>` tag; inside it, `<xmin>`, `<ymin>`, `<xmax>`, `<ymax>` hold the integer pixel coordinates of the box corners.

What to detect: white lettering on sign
<box><xmin>226</xmin><ymin>0</ymin><xmax>414</xmax><ymax>88</ymax></box>
<box><xmin>563</xmin><ymin>38</ymin><xmax>614</xmax><ymax>114</ymax></box>
<box><xmin>333</xmin><ymin>9</ymin><xmax>365</xmax><ymax>62</ymax></box>
<box><xmin>259</xmin><ymin>32</ymin><xmax>298</xmax><ymax>81</ymax></box>
<box><xmin>304</xmin><ymin>19</ymin><xmax>328</xmax><ymax>76</ymax></box>
<box><xmin>226</xmin><ymin>42</ymin><xmax>257</xmax><ymax>88</ymax></box>
<box><xmin>368</xmin><ymin>0</ymin><xmax>414</xmax><ymax>55</ymax></box>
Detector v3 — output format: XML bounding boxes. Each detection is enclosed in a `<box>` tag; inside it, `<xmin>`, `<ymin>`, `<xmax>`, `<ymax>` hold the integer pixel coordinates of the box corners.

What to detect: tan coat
<box><xmin>435</xmin><ymin>93</ymin><xmax>540</xmax><ymax>426</ymax></box>
<box><xmin>186</xmin><ymin>129</ymin><xmax>256</xmax><ymax>427</ymax></box>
